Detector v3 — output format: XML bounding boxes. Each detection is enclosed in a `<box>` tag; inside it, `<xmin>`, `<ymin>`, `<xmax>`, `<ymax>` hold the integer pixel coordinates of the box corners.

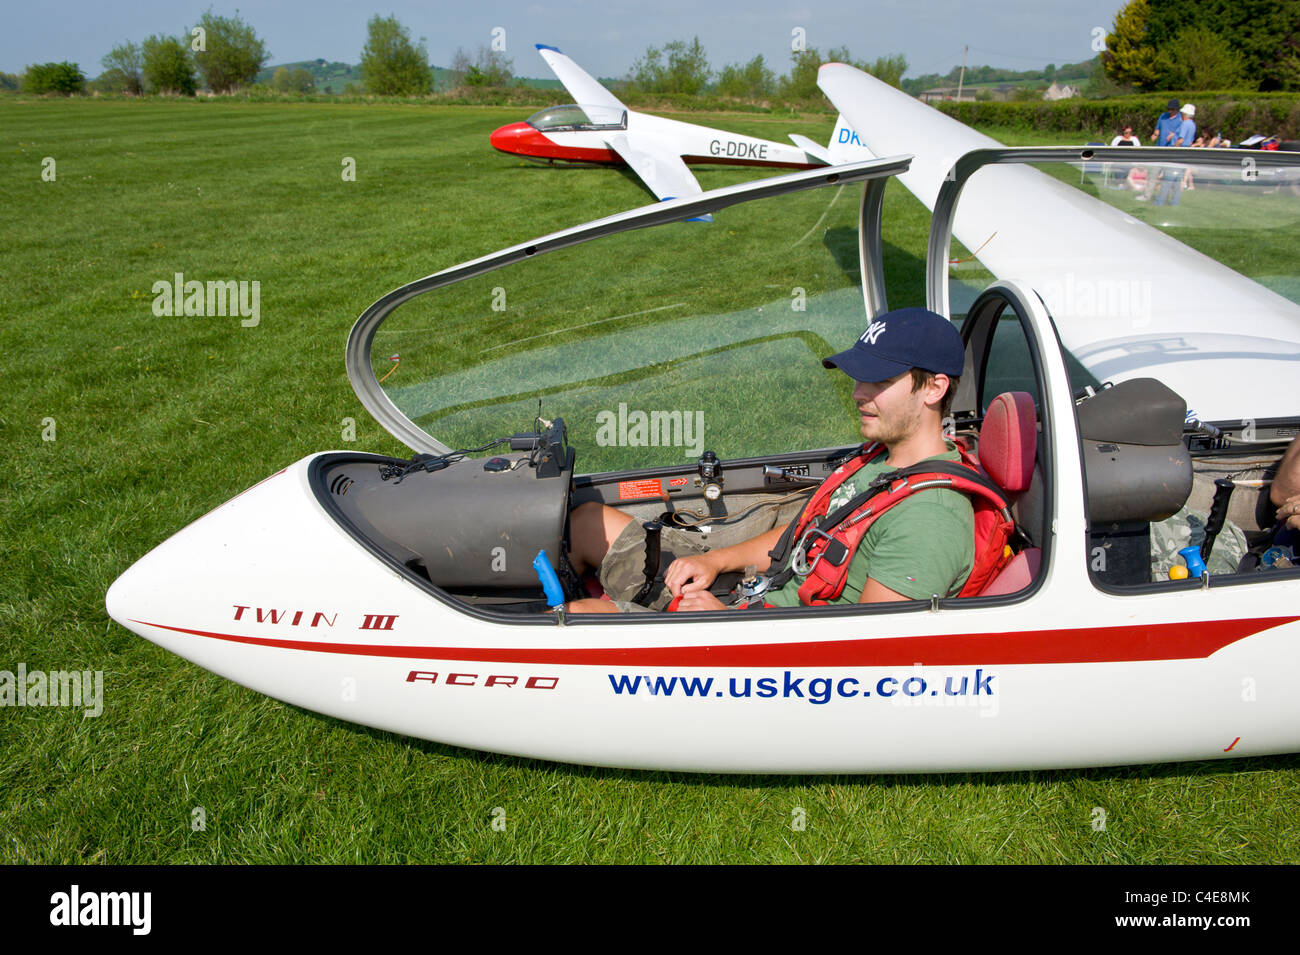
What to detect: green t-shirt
<box><xmin>764</xmin><ymin>444</ymin><xmax>975</xmax><ymax>605</ymax></box>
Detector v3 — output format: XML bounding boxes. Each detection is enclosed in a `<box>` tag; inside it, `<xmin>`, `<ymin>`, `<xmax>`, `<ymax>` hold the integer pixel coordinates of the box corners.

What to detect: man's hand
<box><xmin>1278</xmin><ymin>494</ymin><xmax>1300</xmax><ymax>532</ymax></box>
<box><xmin>664</xmin><ymin>553</ymin><xmax>720</xmax><ymax>597</ymax></box>
<box><xmin>673</xmin><ymin>590</ymin><xmax>728</xmax><ymax>612</ymax></box>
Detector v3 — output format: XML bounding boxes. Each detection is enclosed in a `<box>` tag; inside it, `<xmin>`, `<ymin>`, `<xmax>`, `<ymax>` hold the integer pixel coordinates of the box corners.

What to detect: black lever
<box><xmin>1201</xmin><ymin>478</ymin><xmax>1235</xmax><ymax>563</ymax></box>
<box><xmin>631</xmin><ymin>521</ymin><xmax>662</xmax><ymax>606</ymax></box>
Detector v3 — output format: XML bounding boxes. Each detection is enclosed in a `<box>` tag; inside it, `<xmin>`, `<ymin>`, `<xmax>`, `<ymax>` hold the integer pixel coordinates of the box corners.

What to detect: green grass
<box><xmin>2</xmin><ymin>99</ymin><xmax>1298</xmax><ymax>864</ymax></box>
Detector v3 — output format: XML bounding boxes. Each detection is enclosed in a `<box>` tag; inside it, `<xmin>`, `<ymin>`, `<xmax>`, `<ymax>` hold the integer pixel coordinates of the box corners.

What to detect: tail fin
<box><xmin>827</xmin><ymin>113</ymin><xmax>874</xmax><ymax>163</ymax></box>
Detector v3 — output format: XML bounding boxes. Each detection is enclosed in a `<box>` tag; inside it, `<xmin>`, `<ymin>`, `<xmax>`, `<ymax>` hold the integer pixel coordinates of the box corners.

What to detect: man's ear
<box><xmin>926</xmin><ymin>373</ymin><xmax>951</xmax><ymax>409</ymax></box>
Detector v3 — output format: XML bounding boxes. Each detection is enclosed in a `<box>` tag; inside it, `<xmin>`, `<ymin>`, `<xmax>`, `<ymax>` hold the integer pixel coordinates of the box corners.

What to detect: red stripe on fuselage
<box><xmin>131</xmin><ymin>616</ymin><xmax>1298</xmax><ymax>667</ymax></box>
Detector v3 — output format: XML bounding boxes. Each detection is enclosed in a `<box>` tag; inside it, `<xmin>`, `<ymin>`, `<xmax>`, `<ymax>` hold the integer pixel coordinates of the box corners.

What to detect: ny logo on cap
<box><xmin>860</xmin><ymin>321</ymin><xmax>887</xmax><ymax>346</ymax></box>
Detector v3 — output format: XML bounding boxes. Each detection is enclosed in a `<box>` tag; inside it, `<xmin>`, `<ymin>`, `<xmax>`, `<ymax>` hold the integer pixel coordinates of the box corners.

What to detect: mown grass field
<box><xmin>1</xmin><ymin>99</ymin><xmax>1298</xmax><ymax>864</ymax></box>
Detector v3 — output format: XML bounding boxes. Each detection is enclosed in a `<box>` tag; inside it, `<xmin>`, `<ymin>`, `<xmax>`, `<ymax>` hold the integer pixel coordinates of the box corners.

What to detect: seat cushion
<box><xmin>979</xmin><ymin>391</ymin><xmax>1037</xmax><ymax>493</ymax></box>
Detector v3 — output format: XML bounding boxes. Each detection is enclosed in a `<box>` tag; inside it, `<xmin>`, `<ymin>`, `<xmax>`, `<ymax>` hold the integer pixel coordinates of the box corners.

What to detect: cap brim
<box><xmin>822</xmin><ymin>349</ymin><xmax>912</xmax><ymax>383</ymax></box>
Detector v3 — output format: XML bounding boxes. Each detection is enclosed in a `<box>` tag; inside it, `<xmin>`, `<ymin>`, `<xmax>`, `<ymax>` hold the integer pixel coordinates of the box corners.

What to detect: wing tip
<box><xmin>536</xmin><ymin>43</ymin><xmax>562</xmax><ymax>53</ymax></box>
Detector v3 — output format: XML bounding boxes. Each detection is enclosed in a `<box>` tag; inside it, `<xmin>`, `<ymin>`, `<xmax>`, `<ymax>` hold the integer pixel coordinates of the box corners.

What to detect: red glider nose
<box><xmin>490</xmin><ymin>121</ymin><xmax>551</xmax><ymax>156</ymax></box>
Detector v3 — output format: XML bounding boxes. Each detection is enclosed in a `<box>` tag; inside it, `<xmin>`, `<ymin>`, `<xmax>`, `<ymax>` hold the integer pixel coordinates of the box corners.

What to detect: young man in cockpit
<box><xmin>565</xmin><ymin>307</ymin><xmax>974</xmax><ymax>613</ymax></box>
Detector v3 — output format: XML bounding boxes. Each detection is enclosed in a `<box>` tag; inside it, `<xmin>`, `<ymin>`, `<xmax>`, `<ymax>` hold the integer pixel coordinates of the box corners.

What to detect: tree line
<box><xmin>13</xmin><ymin>4</ymin><xmax>1294</xmax><ymax>102</ymax></box>
<box><xmin>12</xmin><ymin>11</ymin><xmax>268</xmax><ymax>95</ymax></box>
<box><xmin>1103</xmin><ymin>0</ymin><xmax>1300</xmax><ymax>92</ymax></box>
<box><xmin>4</xmin><ymin>13</ymin><xmax>911</xmax><ymax>101</ymax></box>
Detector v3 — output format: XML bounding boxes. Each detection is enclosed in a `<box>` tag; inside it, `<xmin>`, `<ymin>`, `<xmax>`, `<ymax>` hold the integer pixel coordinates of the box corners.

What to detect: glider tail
<box><xmin>826</xmin><ymin>113</ymin><xmax>875</xmax><ymax>163</ymax></box>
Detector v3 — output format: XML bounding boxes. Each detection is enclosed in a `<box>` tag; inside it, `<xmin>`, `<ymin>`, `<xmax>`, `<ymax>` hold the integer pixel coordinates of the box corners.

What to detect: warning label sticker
<box><xmin>617</xmin><ymin>478</ymin><xmax>663</xmax><ymax>500</ymax></box>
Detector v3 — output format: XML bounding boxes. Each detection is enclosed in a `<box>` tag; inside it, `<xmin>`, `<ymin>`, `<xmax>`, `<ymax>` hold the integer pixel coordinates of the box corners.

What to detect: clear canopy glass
<box><xmin>525</xmin><ymin>104</ymin><xmax>628</xmax><ymax>132</ymax></box>
<box><xmin>365</xmin><ymin>183</ymin><xmax>876</xmax><ymax>472</ymax></box>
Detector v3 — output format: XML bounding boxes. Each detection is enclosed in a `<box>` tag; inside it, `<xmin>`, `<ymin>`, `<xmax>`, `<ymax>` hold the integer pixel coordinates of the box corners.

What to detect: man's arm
<box><xmin>1271</xmin><ymin>435</ymin><xmax>1300</xmax><ymax>505</ymax></box>
<box><xmin>663</xmin><ymin>525</ymin><xmax>788</xmax><ymax>597</ymax></box>
<box><xmin>858</xmin><ymin>578</ymin><xmax>913</xmax><ymax>603</ymax></box>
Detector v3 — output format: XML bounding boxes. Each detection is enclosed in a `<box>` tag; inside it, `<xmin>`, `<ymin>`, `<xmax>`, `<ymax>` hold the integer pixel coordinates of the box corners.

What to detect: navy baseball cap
<box><xmin>822</xmin><ymin>307</ymin><xmax>965</xmax><ymax>382</ymax></box>
<box><xmin>1167</xmin><ymin>98</ymin><xmax>1180</xmax><ymax>109</ymax></box>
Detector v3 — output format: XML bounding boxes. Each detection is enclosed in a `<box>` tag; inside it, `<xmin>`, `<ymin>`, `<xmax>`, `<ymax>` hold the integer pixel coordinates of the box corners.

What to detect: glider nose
<box><xmin>490</xmin><ymin>122</ymin><xmax>552</xmax><ymax>157</ymax></box>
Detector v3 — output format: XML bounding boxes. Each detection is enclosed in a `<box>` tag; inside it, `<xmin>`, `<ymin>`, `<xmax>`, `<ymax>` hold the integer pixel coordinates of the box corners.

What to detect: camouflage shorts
<box><xmin>597</xmin><ymin>497</ymin><xmax>809</xmax><ymax>613</ymax></box>
<box><xmin>1150</xmin><ymin>506</ymin><xmax>1248</xmax><ymax>580</ymax></box>
<box><xmin>598</xmin><ymin>521</ymin><xmax>713</xmax><ymax>612</ymax></box>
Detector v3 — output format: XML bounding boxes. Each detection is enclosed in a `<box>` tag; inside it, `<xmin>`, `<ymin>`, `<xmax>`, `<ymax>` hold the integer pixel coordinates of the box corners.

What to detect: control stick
<box><xmin>632</xmin><ymin>521</ymin><xmax>663</xmax><ymax>606</ymax></box>
<box><xmin>1201</xmin><ymin>478</ymin><xmax>1236</xmax><ymax>563</ymax></box>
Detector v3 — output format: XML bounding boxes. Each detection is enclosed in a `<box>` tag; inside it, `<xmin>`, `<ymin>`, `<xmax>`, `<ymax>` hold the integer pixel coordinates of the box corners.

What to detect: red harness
<box><xmin>764</xmin><ymin>441</ymin><xmax>1015</xmax><ymax>605</ymax></box>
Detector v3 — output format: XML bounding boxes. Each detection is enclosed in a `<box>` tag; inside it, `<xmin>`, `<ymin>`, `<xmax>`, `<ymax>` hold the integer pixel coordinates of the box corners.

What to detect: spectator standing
<box><xmin>1140</xmin><ymin>99</ymin><xmax>1184</xmax><ymax>200</ymax></box>
<box><xmin>1155</xmin><ymin>103</ymin><xmax>1196</xmax><ymax>206</ymax></box>
<box><xmin>1177</xmin><ymin>103</ymin><xmax>1197</xmax><ymax>147</ymax></box>
<box><xmin>1151</xmin><ymin>98</ymin><xmax>1182</xmax><ymax>146</ymax></box>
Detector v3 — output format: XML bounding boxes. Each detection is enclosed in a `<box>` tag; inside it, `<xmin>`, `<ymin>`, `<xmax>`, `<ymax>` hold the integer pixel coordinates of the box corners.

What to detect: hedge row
<box><xmin>934</xmin><ymin>93</ymin><xmax>1300</xmax><ymax>141</ymax></box>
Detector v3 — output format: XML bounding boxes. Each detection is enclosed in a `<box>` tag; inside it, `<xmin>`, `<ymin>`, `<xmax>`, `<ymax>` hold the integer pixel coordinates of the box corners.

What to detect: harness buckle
<box><xmin>791</xmin><ymin>525</ymin><xmax>836</xmax><ymax>577</ymax></box>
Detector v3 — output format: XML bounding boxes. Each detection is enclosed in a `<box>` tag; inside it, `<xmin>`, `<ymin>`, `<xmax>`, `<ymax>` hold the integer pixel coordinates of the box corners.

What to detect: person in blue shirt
<box><xmin>1177</xmin><ymin>103</ymin><xmax>1197</xmax><ymax>147</ymax></box>
<box><xmin>1153</xmin><ymin>103</ymin><xmax>1197</xmax><ymax>206</ymax></box>
<box><xmin>1151</xmin><ymin>98</ymin><xmax>1183</xmax><ymax>146</ymax></box>
<box><xmin>1139</xmin><ymin>99</ymin><xmax>1185</xmax><ymax>201</ymax></box>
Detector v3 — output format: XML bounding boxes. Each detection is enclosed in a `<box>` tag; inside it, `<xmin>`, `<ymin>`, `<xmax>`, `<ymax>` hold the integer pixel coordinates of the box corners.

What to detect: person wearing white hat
<box><xmin>1178</xmin><ymin>104</ymin><xmax>1197</xmax><ymax>146</ymax></box>
<box><xmin>1155</xmin><ymin>104</ymin><xmax>1198</xmax><ymax>205</ymax></box>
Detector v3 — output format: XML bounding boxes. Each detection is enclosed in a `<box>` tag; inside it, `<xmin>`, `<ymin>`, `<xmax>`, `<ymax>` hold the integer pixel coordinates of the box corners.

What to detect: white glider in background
<box><xmin>817</xmin><ymin>63</ymin><xmax>1300</xmax><ymax>421</ymax></box>
<box><xmin>490</xmin><ymin>45</ymin><xmax>871</xmax><ymax>204</ymax></box>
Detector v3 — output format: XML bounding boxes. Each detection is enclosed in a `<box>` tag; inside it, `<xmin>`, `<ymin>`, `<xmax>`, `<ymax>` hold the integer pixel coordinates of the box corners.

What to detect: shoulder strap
<box><xmin>774</xmin><ymin>450</ymin><xmax>1016</xmax><ymax>604</ymax></box>
<box><xmin>766</xmin><ymin>443</ymin><xmax>885</xmax><ymax>571</ymax></box>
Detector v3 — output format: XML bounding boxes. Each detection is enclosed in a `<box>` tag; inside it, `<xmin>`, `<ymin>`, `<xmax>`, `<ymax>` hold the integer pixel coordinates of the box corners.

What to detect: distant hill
<box><xmin>901</xmin><ymin>57</ymin><xmax>1098</xmax><ymax>97</ymax></box>
<box><xmin>254</xmin><ymin>59</ymin><xmax>363</xmax><ymax>93</ymax></box>
<box><xmin>254</xmin><ymin>58</ymin><xmax>571</xmax><ymax>94</ymax></box>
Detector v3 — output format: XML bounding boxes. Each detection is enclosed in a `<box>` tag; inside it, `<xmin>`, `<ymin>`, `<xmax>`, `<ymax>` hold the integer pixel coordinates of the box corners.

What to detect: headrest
<box><xmin>979</xmin><ymin>392</ymin><xmax>1037</xmax><ymax>493</ymax></box>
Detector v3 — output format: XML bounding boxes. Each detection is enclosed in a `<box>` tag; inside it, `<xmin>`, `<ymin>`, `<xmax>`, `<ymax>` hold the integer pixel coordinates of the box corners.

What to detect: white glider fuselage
<box><xmin>494</xmin><ymin>109</ymin><xmax>820</xmax><ymax>171</ymax></box>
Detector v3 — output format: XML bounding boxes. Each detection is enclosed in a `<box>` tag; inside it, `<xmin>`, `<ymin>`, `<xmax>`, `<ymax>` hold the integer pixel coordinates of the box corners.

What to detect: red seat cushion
<box><xmin>979</xmin><ymin>391</ymin><xmax>1037</xmax><ymax>493</ymax></box>
<box><xmin>982</xmin><ymin>548</ymin><xmax>1041</xmax><ymax>596</ymax></box>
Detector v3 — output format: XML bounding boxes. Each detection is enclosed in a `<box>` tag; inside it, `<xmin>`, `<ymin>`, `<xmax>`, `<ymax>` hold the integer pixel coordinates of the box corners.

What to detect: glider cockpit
<box><xmin>330</xmin><ymin>147</ymin><xmax>1300</xmax><ymax>618</ymax></box>
<box><xmin>525</xmin><ymin>104</ymin><xmax>628</xmax><ymax>133</ymax></box>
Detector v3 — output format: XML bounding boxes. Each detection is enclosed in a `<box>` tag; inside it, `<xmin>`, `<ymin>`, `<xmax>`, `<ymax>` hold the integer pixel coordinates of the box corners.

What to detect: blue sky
<box><xmin>3</xmin><ymin>0</ymin><xmax>1128</xmax><ymax>79</ymax></box>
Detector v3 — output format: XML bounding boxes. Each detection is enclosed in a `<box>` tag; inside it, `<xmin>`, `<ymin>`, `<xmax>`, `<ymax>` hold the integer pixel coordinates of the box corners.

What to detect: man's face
<box><xmin>852</xmin><ymin>371</ymin><xmax>936</xmax><ymax>445</ymax></box>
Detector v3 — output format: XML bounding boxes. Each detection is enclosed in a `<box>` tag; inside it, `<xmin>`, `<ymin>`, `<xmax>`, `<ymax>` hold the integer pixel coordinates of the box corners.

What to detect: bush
<box><xmin>142</xmin><ymin>35</ymin><xmax>197</xmax><ymax>95</ymax></box>
<box><xmin>99</xmin><ymin>42</ymin><xmax>143</xmax><ymax>95</ymax></box>
<box><xmin>191</xmin><ymin>11</ymin><xmax>269</xmax><ymax>92</ymax></box>
<box><xmin>22</xmin><ymin>62</ymin><xmax>86</xmax><ymax>95</ymax></box>
<box><xmin>627</xmin><ymin>38</ymin><xmax>711</xmax><ymax>95</ymax></box>
<box><xmin>359</xmin><ymin>15</ymin><xmax>431</xmax><ymax>95</ymax></box>
<box><xmin>716</xmin><ymin>55</ymin><xmax>775</xmax><ymax>99</ymax></box>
